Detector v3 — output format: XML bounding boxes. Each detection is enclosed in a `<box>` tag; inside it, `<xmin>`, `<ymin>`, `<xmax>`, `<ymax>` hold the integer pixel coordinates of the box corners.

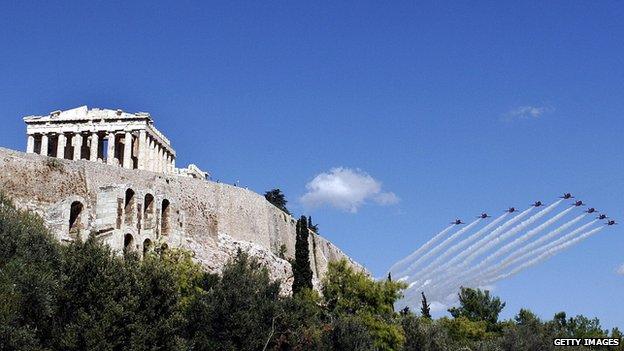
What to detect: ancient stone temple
<box><xmin>23</xmin><ymin>106</ymin><xmax>206</xmax><ymax>179</ymax></box>
<box><xmin>1</xmin><ymin>105</ymin><xmax>364</xmax><ymax>292</ymax></box>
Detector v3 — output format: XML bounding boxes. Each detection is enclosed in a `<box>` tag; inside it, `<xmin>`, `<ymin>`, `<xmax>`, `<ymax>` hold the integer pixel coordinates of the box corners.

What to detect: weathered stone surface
<box><xmin>0</xmin><ymin>147</ymin><xmax>365</xmax><ymax>293</ymax></box>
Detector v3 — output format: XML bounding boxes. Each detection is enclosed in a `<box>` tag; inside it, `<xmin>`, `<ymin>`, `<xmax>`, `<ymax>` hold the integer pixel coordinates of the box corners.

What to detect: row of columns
<box><xmin>26</xmin><ymin>130</ymin><xmax>175</xmax><ymax>173</ymax></box>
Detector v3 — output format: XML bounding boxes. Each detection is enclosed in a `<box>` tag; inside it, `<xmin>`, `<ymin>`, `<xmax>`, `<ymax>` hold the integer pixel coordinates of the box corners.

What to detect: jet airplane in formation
<box><xmin>532</xmin><ymin>201</ymin><xmax>543</xmax><ymax>207</ymax></box>
<box><xmin>450</xmin><ymin>219</ymin><xmax>464</xmax><ymax>225</ymax></box>
<box><xmin>606</xmin><ymin>220</ymin><xmax>617</xmax><ymax>226</ymax></box>
<box><xmin>477</xmin><ymin>213</ymin><xmax>491</xmax><ymax>219</ymax></box>
<box><xmin>573</xmin><ymin>200</ymin><xmax>585</xmax><ymax>207</ymax></box>
<box><xmin>506</xmin><ymin>207</ymin><xmax>517</xmax><ymax>213</ymax></box>
<box><xmin>597</xmin><ymin>214</ymin><xmax>608</xmax><ymax>220</ymax></box>
<box><xmin>560</xmin><ymin>193</ymin><xmax>574</xmax><ymax>199</ymax></box>
<box><xmin>584</xmin><ymin>208</ymin><xmax>597</xmax><ymax>214</ymax></box>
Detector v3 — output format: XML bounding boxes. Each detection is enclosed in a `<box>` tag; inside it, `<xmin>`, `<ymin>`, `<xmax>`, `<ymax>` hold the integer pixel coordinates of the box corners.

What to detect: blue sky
<box><xmin>1</xmin><ymin>1</ymin><xmax>622</xmax><ymax>328</ymax></box>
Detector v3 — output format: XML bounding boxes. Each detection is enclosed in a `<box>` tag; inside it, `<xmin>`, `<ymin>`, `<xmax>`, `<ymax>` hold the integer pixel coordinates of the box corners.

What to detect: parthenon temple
<box><xmin>23</xmin><ymin>106</ymin><xmax>208</xmax><ymax>179</ymax></box>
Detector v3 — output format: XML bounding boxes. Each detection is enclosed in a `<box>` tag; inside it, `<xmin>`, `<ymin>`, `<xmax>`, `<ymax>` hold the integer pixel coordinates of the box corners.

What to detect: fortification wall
<box><xmin>0</xmin><ymin>147</ymin><xmax>364</xmax><ymax>292</ymax></box>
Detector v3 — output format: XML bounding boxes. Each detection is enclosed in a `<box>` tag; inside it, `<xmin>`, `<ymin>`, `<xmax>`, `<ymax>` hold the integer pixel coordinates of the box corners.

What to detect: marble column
<box><xmin>149</xmin><ymin>138</ymin><xmax>156</xmax><ymax>171</ymax></box>
<box><xmin>162</xmin><ymin>151</ymin><xmax>168</xmax><ymax>173</ymax></box>
<box><xmin>40</xmin><ymin>134</ymin><xmax>49</xmax><ymax>156</ymax></box>
<box><xmin>107</xmin><ymin>133</ymin><xmax>116</xmax><ymax>165</ymax></box>
<box><xmin>90</xmin><ymin>133</ymin><xmax>99</xmax><ymax>161</ymax></box>
<box><xmin>26</xmin><ymin>135</ymin><xmax>35</xmax><ymax>153</ymax></box>
<box><xmin>171</xmin><ymin>157</ymin><xmax>176</xmax><ymax>172</ymax></box>
<box><xmin>162</xmin><ymin>149</ymin><xmax>167</xmax><ymax>173</ymax></box>
<box><xmin>73</xmin><ymin>133</ymin><xmax>83</xmax><ymax>160</ymax></box>
<box><xmin>57</xmin><ymin>134</ymin><xmax>66</xmax><ymax>159</ymax></box>
<box><xmin>137</xmin><ymin>130</ymin><xmax>147</xmax><ymax>170</ymax></box>
<box><xmin>158</xmin><ymin>146</ymin><xmax>164</xmax><ymax>173</ymax></box>
<box><xmin>123</xmin><ymin>131</ymin><xmax>133</xmax><ymax>169</ymax></box>
<box><xmin>155</xmin><ymin>145</ymin><xmax>160</xmax><ymax>172</ymax></box>
<box><xmin>167</xmin><ymin>154</ymin><xmax>173</xmax><ymax>173</ymax></box>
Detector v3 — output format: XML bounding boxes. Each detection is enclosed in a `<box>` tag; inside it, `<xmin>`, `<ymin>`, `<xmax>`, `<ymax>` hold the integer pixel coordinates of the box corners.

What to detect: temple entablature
<box><xmin>23</xmin><ymin>106</ymin><xmax>207</xmax><ymax>180</ymax></box>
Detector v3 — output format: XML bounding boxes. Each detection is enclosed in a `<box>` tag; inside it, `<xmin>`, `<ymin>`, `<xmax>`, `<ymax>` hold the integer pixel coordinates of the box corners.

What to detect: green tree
<box><xmin>308</xmin><ymin>215</ymin><xmax>319</xmax><ymax>232</ymax></box>
<box><xmin>264</xmin><ymin>188</ymin><xmax>290</xmax><ymax>214</ymax></box>
<box><xmin>401</xmin><ymin>313</ymin><xmax>450</xmax><ymax>351</ymax></box>
<box><xmin>182</xmin><ymin>250</ymin><xmax>281</xmax><ymax>351</ymax></box>
<box><xmin>271</xmin><ymin>289</ymin><xmax>325</xmax><ymax>350</ymax></box>
<box><xmin>448</xmin><ymin>287</ymin><xmax>506</xmax><ymax>327</ymax></box>
<box><xmin>0</xmin><ymin>193</ymin><xmax>62</xmax><ymax>350</ymax></box>
<box><xmin>420</xmin><ymin>292</ymin><xmax>432</xmax><ymax>319</ymax></box>
<box><xmin>54</xmin><ymin>236</ymin><xmax>185</xmax><ymax>351</ymax></box>
<box><xmin>546</xmin><ymin>311</ymin><xmax>608</xmax><ymax>339</ymax></box>
<box><xmin>499</xmin><ymin>309</ymin><xmax>553</xmax><ymax>351</ymax></box>
<box><xmin>322</xmin><ymin>259</ymin><xmax>407</xmax><ymax>350</ymax></box>
<box><xmin>292</xmin><ymin>215</ymin><xmax>313</xmax><ymax>294</ymax></box>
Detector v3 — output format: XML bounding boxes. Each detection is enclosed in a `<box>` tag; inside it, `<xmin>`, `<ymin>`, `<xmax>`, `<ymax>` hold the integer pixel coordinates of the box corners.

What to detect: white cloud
<box><xmin>301</xmin><ymin>167</ymin><xmax>399</xmax><ymax>213</ymax></box>
<box><xmin>503</xmin><ymin>105</ymin><xmax>553</xmax><ymax>120</ymax></box>
<box><xmin>617</xmin><ymin>264</ymin><xmax>624</xmax><ymax>275</ymax></box>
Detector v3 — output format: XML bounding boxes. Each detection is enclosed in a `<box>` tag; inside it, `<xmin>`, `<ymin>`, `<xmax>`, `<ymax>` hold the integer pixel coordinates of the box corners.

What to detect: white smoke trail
<box><xmin>427</xmin><ymin>200</ymin><xmax>563</xmax><ymax>297</ymax></box>
<box><xmin>469</xmin><ymin>206</ymin><xmax>575</xmax><ymax>274</ymax></box>
<box><xmin>397</xmin><ymin>218</ymin><xmax>482</xmax><ymax>278</ymax></box>
<box><xmin>407</xmin><ymin>213</ymin><xmax>509</xmax><ymax>287</ymax></box>
<box><xmin>388</xmin><ymin>224</ymin><xmax>454</xmax><ymax>278</ymax></box>
<box><xmin>476</xmin><ymin>214</ymin><xmax>589</xmax><ymax>282</ymax></box>
<box><xmin>418</xmin><ymin>207</ymin><xmax>533</xmax><ymax>285</ymax></box>
<box><xmin>484</xmin><ymin>226</ymin><xmax>605</xmax><ymax>284</ymax></box>
<box><xmin>461</xmin><ymin>200</ymin><xmax>563</xmax><ymax>265</ymax></box>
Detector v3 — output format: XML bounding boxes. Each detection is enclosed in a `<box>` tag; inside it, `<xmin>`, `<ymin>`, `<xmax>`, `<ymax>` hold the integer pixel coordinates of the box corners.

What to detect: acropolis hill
<box><xmin>0</xmin><ymin>106</ymin><xmax>363</xmax><ymax>291</ymax></box>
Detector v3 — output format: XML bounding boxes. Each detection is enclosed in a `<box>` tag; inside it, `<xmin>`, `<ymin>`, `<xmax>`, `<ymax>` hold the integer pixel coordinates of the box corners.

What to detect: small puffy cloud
<box><xmin>301</xmin><ymin>167</ymin><xmax>399</xmax><ymax>213</ymax></box>
<box><xmin>503</xmin><ymin>105</ymin><xmax>553</xmax><ymax>120</ymax></box>
<box><xmin>617</xmin><ymin>264</ymin><xmax>624</xmax><ymax>275</ymax></box>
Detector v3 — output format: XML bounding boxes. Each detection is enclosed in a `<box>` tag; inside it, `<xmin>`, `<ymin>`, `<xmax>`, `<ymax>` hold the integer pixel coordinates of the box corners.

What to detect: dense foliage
<box><xmin>264</xmin><ymin>188</ymin><xmax>290</xmax><ymax>214</ymax></box>
<box><xmin>1</xmin><ymin>194</ymin><xmax>622</xmax><ymax>351</ymax></box>
<box><xmin>292</xmin><ymin>215</ymin><xmax>313</xmax><ymax>294</ymax></box>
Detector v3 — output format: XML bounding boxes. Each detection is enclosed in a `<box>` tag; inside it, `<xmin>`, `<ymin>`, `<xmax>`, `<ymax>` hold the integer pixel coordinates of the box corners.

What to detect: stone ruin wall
<box><xmin>0</xmin><ymin>147</ymin><xmax>365</xmax><ymax>292</ymax></box>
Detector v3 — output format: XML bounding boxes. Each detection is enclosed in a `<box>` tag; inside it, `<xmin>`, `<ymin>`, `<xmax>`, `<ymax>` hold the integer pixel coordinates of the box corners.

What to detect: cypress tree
<box><xmin>420</xmin><ymin>292</ymin><xmax>432</xmax><ymax>319</ymax></box>
<box><xmin>292</xmin><ymin>215</ymin><xmax>313</xmax><ymax>294</ymax></box>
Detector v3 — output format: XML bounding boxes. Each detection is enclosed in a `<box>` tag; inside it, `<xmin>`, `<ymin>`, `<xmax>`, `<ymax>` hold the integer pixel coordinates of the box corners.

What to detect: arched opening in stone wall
<box><xmin>69</xmin><ymin>201</ymin><xmax>83</xmax><ymax>238</ymax></box>
<box><xmin>124</xmin><ymin>233</ymin><xmax>134</xmax><ymax>253</ymax></box>
<box><xmin>124</xmin><ymin>188</ymin><xmax>135</xmax><ymax>226</ymax></box>
<box><xmin>161</xmin><ymin>199</ymin><xmax>171</xmax><ymax>236</ymax></box>
<box><xmin>144</xmin><ymin>194</ymin><xmax>154</xmax><ymax>229</ymax></box>
<box><xmin>143</xmin><ymin>238</ymin><xmax>152</xmax><ymax>256</ymax></box>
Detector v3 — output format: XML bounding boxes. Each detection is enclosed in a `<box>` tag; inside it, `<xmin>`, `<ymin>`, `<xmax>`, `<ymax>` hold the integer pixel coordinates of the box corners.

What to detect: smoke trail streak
<box><xmin>439</xmin><ymin>220</ymin><xmax>598</xmax><ymax>298</ymax></box>
<box><xmin>475</xmin><ymin>215</ymin><xmax>590</xmax><ymax>283</ymax></box>
<box><xmin>407</xmin><ymin>213</ymin><xmax>509</xmax><ymax>287</ymax></box>
<box><xmin>461</xmin><ymin>200</ymin><xmax>563</xmax><ymax>265</ymax></box>
<box><xmin>417</xmin><ymin>207</ymin><xmax>533</xmax><ymax>286</ymax></box>
<box><xmin>388</xmin><ymin>225</ymin><xmax>455</xmax><ymax>277</ymax></box>
<box><xmin>481</xmin><ymin>220</ymin><xmax>598</xmax><ymax>281</ymax></box>
<box><xmin>469</xmin><ymin>206</ymin><xmax>575</xmax><ymax>274</ymax></box>
<box><xmin>427</xmin><ymin>200</ymin><xmax>562</xmax><ymax>296</ymax></box>
<box><xmin>484</xmin><ymin>226</ymin><xmax>605</xmax><ymax>284</ymax></box>
<box><xmin>397</xmin><ymin>218</ymin><xmax>482</xmax><ymax>277</ymax></box>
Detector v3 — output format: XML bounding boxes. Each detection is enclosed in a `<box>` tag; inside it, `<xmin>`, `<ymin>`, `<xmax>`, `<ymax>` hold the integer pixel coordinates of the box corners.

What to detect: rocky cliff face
<box><xmin>0</xmin><ymin>147</ymin><xmax>365</xmax><ymax>292</ymax></box>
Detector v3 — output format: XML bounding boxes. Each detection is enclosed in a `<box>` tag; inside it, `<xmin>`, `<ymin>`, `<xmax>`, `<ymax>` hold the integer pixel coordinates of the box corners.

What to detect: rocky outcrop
<box><xmin>0</xmin><ymin>147</ymin><xmax>365</xmax><ymax>292</ymax></box>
